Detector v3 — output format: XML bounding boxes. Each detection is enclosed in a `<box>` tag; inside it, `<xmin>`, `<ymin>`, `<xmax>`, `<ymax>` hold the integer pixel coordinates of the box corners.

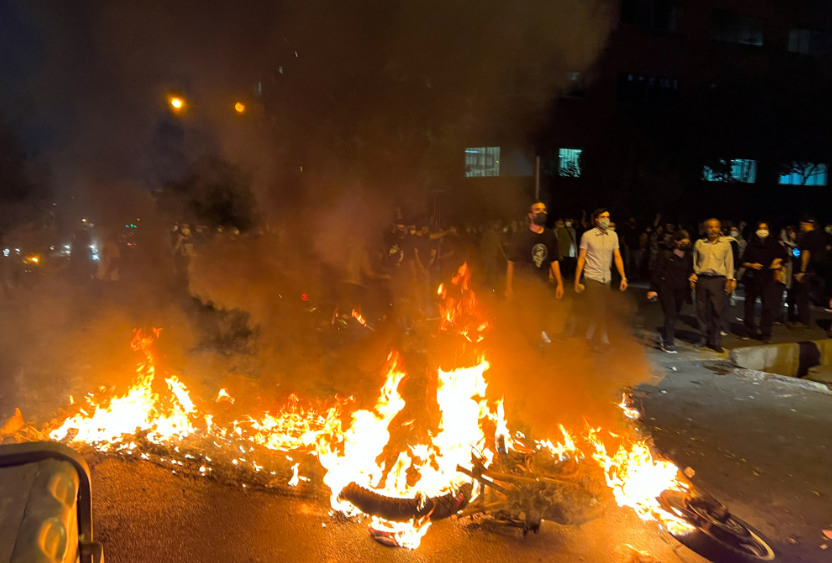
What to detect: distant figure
<box><xmin>792</xmin><ymin>215</ymin><xmax>827</xmax><ymax>330</ymax></box>
<box><xmin>172</xmin><ymin>223</ymin><xmax>195</xmax><ymax>287</ymax></box>
<box><xmin>691</xmin><ymin>218</ymin><xmax>735</xmax><ymax>353</ymax></box>
<box><xmin>647</xmin><ymin>230</ymin><xmax>693</xmax><ymax>353</ymax></box>
<box><xmin>574</xmin><ymin>208</ymin><xmax>628</xmax><ymax>348</ymax></box>
<box><xmin>96</xmin><ymin>230</ymin><xmax>122</xmax><ymax>282</ymax></box>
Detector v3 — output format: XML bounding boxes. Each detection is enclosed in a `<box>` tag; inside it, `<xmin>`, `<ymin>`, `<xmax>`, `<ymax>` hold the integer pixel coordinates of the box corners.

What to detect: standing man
<box><xmin>574</xmin><ymin>209</ymin><xmax>628</xmax><ymax>348</ymax></box>
<box><xmin>792</xmin><ymin>215</ymin><xmax>827</xmax><ymax>330</ymax></box>
<box><xmin>691</xmin><ymin>218</ymin><xmax>735</xmax><ymax>353</ymax></box>
<box><xmin>506</xmin><ymin>201</ymin><xmax>565</xmax><ymax>299</ymax></box>
<box><xmin>505</xmin><ymin>200</ymin><xmax>564</xmax><ymax>345</ymax></box>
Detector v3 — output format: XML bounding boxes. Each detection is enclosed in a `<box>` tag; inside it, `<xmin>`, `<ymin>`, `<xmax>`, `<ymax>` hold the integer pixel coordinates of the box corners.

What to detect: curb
<box><xmin>732</xmin><ymin>367</ymin><xmax>832</xmax><ymax>395</ymax></box>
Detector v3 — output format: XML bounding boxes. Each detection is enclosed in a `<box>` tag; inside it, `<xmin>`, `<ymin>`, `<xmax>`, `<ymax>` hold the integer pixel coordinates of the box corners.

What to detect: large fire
<box><xmin>43</xmin><ymin>264</ymin><xmax>692</xmax><ymax>548</ymax></box>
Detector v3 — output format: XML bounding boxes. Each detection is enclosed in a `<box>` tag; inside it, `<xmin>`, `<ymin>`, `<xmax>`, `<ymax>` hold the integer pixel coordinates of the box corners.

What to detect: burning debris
<box><xmin>4</xmin><ymin>264</ymin><xmax>774</xmax><ymax>559</ymax></box>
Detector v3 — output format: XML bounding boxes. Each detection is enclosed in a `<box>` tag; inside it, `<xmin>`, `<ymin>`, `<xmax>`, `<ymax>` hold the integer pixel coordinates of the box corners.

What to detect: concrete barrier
<box><xmin>730</xmin><ymin>338</ymin><xmax>832</xmax><ymax>384</ymax></box>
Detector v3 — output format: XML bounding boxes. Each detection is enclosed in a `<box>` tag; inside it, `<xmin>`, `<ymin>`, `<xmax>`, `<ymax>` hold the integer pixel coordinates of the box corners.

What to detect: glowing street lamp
<box><xmin>234</xmin><ymin>102</ymin><xmax>246</xmax><ymax>114</ymax></box>
<box><xmin>169</xmin><ymin>96</ymin><xmax>185</xmax><ymax>111</ymax></box>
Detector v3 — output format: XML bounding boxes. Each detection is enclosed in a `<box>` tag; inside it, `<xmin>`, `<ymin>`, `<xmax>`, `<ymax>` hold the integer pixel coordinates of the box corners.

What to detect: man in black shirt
<box><xmin>793</xmin><ymin>215</ymin><xmax>827</xmax><ymax>328</ymax></box>
<box><xmin>505</xmin><ymin>200</ymin><xmax>564</xmax><ymax>346</ymax></box>
<box><xmin>505</xmin><ymin>200</ymin><xmax>564</xmax><ymax>298</ymax></box>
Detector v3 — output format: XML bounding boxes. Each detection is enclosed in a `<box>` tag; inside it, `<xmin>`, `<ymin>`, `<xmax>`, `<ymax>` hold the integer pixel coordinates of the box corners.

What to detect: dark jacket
<box><xmin>741</xmin><ymin>235</ymin><xmax>788</xmax><ymax>285</ymax></box>
<box><xmin>651</xmin><ymin>248</ymin><xmax>694</xmax><ymax>293</ymax></box>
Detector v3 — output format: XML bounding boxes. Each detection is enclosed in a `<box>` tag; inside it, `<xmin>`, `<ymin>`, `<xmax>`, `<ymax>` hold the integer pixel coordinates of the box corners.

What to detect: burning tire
<box><xmin>659</xmin><ymin>490</ymin><xmax>776</xmax><ymax>562</ymax></box>
<box><xmin>339</xmin><ymin>482</ymin><xmax>473</xmax><ymax>523</ymax></box>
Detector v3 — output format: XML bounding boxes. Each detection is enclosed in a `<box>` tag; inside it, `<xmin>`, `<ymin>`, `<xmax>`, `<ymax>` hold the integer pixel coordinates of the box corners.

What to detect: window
<box><xmin>788</xmin><ymin>28</ymin><xmax>832</xmax><ymax>54</ymax></box>
<box><xmin>621</xmin><ymin>0</ymin><xmax>681</xmax><ymax>32</ymax></box>
<box><xmin>617</xmin><ymin>73</ymin><xmax>679</xmax><ymax>104</ymax></box>
<box><xmin>559</xmin><ymin>149</ymin><xmax>582</xmax><ymax>177</ymax></box>
<box><xmin>711</xmin><ymin>10</ymin><xmax>763</xmax><ymax>46</ymax></box>
<box><xmin>703</xmin><ymin>159</ymin><xmax>757</xmax><ymax>183</ymax></box>
<box><xmin>465</xmin><ymin>147</ymin><xmax>500</xmax><ymax>177</ymax></box>
<box><xmin>779</xmin><ymin>162</ymin><xmax>828</xmax><ymax>186</ymax></box>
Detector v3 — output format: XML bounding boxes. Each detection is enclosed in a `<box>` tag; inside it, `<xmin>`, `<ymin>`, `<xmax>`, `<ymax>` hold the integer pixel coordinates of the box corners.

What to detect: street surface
<box><xmin>92</xmin><ymin>456</ymin><xmax>707</xmax><ymax>563</ymax></box>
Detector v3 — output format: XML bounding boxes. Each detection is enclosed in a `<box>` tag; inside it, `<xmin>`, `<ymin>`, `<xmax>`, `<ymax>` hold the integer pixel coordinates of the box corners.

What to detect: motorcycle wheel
<box><xmin>660</xmin><ymin>491</ymin><xmax>775</xmax><ymax>562</ymax></box>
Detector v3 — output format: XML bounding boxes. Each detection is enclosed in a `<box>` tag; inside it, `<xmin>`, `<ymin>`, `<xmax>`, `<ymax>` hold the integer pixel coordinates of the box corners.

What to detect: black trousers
<box><xmin>794</xmin><ymin>273</ymin><xmax>816</xmax><ymax>326</ymax></box>
<box><xmin>744</xmin><ymin>279</ymin><xmax>781</xmax><ymax>339</ymax></box>
<box><xmin>659</xmin><ymin>287</ymin><xmax>688</xmax><ymax>346</ymax></box>
<box><xmin>695</xmin><ymin>276</ymin><xmax>726</xmax><ymax>346</ymax></box>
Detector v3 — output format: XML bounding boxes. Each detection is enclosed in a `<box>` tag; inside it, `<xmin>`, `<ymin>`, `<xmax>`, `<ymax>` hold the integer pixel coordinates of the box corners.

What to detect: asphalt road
<box><xmin>638</xmin><ymin>353</ymin><xmax>832</xmax><ymax>562</ymax></box>
<box><xmin>91</xmin><ymin>456</ymin><xmax>708</xmax><ymax>563</ymax></box>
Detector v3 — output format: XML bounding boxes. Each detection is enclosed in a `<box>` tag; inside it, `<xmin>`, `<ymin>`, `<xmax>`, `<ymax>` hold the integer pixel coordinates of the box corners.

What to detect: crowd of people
<box><xmin>365</xmin><ymin>204</ymin><xmax>832</xmax><ymax>353</ymax></box>
<box><xmin>4</xmin><ymin>204</ymin><xmax>831</xmax><ymax>355</ymax></box>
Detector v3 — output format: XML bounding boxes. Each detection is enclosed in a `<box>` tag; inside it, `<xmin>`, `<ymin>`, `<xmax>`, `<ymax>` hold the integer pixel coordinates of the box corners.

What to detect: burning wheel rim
<box><xmin>659</xmin><ymin>491</ymin><xmax>775</xmax><ymax>561</ymax></box>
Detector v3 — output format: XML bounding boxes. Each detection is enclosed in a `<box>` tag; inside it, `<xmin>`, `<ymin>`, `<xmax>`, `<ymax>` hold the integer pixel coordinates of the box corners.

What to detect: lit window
<box><xmin>711</xmin><ymin>10</ymin><xmax>763</xmax><ymax>46</ymax></box>
<box><xmin>779</xmin><ymin>163</ymin><xmax>828</xmax><ymax>186</ymax></box>
<box><xmin>788</xmin><ymin>28</ymin><xmax>832</xmax><ymax>55</ymax></box>
<box><xmin>703</xmin><ymin>159</ymin><xmax>757</xmax><ymax>183</ymax></box>
<box><xmin>559</xmin><ymin>149</ymin><xmax>582</xmax><ymax>177</ymax></box>
<box><xmin>465</xmin><ymin>147</ymin><xmax>500</xmax><ymax>177</ymax></box>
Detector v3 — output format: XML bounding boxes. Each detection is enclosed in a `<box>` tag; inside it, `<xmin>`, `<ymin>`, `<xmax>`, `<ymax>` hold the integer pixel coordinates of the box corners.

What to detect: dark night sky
<box><xmin>0</xmin><ymin>0</ymin><xmax>613</xmax><ymax>225</ymax></box>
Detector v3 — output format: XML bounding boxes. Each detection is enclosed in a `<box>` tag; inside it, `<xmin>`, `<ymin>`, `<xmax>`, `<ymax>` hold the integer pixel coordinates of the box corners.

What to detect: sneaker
<box><xmin>720</xmin><ymin>331</ymin><xmax>729</xmax><ymax>337</ymax></box>
<box><xmin>661</xmin><ymin>344</ymin><xmax>677</xmax><ymax>354</ymax></box>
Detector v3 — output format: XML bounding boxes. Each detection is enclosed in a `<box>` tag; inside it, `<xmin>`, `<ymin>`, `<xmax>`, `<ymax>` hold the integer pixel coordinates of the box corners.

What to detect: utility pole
<box><xmin>534</xmin><ymin>155</ymin><xmax>541</xmax><ymax>199</ymax></box>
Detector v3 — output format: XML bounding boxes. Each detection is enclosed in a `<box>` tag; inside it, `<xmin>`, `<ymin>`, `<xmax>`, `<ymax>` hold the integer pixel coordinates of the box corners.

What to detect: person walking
<box><xmin>505</xmin><ymin>200</ymin><xmax>564</xmax><ymax>346</ymax></box>
<box><xmin>691</xmin><ymin>218</ymin><xmax>736</xmax><ymax>353</ymax></box>
<box><xmin>741</xmin><ymin>222</ymin><xmax>787</xmax><ymax>343</ymax></box>
<box><xmin>574</xmin><ymin>208</ymin><xmax>628</xmax><ymax>348</ymax></box>
<box><xmin>647</xmin><ymin>230</ymin><xmax>693</xmax><ymax>353</ymax></box>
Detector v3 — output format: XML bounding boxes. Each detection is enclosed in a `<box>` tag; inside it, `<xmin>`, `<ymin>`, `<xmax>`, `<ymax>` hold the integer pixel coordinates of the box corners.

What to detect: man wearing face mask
<box><xmin>741</xmin><ymin>222</ymin><xmax>787</xmax><ymax>342</ymax></box>
<box><xmin>506</xmin><ymin>201</ymin><xmax>564</xmax><ymax>300</ymax></box>
<box><xmin>647</xmin><ymin>230</ymin><xmax>694</xmax><ymax>353</ymax></box>
<box><xmin>575</xmin><ymin>208</ymin><xmax>628</xmax><ymax>348</ymax></box>
<box><xmin>505</xmin><ymin>201</ymin><xmax>564</xmax><ymax>346</ymax></box>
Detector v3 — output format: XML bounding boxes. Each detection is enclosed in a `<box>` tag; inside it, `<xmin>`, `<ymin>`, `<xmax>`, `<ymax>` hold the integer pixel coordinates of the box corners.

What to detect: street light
<box><xmin>234</xmin><ymin>102</ymin><xmax>246</xmax><ymax>114</ymax></box>
<box><xmin>169</xmin><ymin>96</ymin><xmax>185</xmax><ymax>111</ymax></box>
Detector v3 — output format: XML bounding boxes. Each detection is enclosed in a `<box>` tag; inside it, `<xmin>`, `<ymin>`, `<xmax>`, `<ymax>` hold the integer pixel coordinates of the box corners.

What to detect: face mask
<box><xmin>565</xmin><ymin>221</ymin><xmax>572</xmax><ymax>228</ymax></box>
<box><xmin>597</xmin><ymin>218</ymin><xmax>610</xmax><ymax>230</ymax></box>
<box><xmin>825</xmin><ymin>226</ymin><xmax>832</xmax><ymax>234</ymax></box>
<box><xmin>756</xmin><ymin>229</ymin><xmax>769</xmax><ymax>239</ymax></box>
<box><xmin>532</xmin><ymin>212</ymin><xmax>548</xmax><ymax>226</ymax></box>
<box><xmin>730</xmin><ymin>230</ymin><xmax>739</xmax><ymax>237</ymax></box>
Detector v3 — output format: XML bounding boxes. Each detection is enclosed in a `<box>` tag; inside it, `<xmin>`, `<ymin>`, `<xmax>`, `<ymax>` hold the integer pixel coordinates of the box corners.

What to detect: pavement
<box><xmin>91</xmin><ymin>456</ymin><xmax>708</xmax><ymax>563</ymax></box>
<box><xmin>633</xmin><ymin>285</ymin><xmax>832</xmax><ymax>561</ymax></box>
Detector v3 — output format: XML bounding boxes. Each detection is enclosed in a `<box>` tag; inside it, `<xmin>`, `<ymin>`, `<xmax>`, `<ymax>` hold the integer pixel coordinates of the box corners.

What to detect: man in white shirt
<box><xmin>690</xmin><ymin>218</ymin><xmax>736</xmax><ymax>353</ymax></box>
<box><xmin>575</xmin><ymin>208</ymin><xmax>628</xmax><ymax>347</ymax></box>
